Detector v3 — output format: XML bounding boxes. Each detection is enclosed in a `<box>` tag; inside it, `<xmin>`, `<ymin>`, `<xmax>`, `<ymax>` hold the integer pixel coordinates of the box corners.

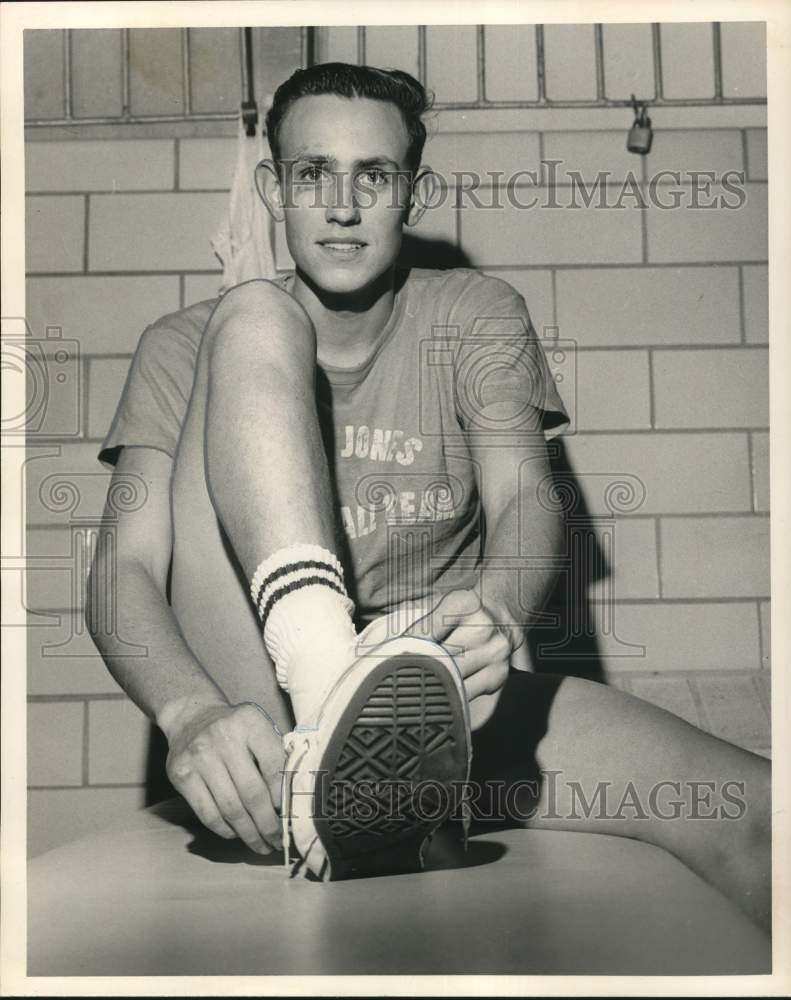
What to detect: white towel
<box><xmin>211</xmin><ymin>108</ymin><xmax>278</xmax><ymax>293</ymax></box>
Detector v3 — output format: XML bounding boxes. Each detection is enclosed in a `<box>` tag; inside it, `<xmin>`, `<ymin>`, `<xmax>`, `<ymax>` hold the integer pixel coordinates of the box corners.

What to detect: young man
<box><xmin>90</xmin><ymin>64</ymin><xmax>770</xmax><ymax>921</ymax></box>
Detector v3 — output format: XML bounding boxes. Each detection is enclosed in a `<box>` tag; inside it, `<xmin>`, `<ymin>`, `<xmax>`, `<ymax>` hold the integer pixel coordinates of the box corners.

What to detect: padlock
<box><xmin>627</xmin><ymin>116</ymin><xmax>653</xmax><ymax>154</ymax></box>
<box><xmin>627</xmin><ymin>95</ymin><xmax>653</xmax><ymax>155</ymax></box>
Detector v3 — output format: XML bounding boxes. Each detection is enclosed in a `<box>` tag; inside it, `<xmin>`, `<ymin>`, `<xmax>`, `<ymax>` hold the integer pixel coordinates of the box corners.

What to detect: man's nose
<box><xmin>325</xmin><ymin>172</ymin><xmax>361</xmax><ymax>225</ymax></box>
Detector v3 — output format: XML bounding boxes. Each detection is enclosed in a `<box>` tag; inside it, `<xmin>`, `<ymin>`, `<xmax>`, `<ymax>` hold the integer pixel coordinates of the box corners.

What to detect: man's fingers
<box><xmin>174</xmin><ymin>770</ymin><xmax>236</xmax><ymax>840</ymax></box>
<box><xmin>224</xmin><ymin>745</ymin><xmax>283</xmax><ymax>849</ymax></box>
<box><xmin>450</xmin><ymin>631</ymin><xmax>511</xmax><ymax>679</ymax></box>
<box><xmin>406</xmin><ymin>589</ymin><xmax>480</xmax><ymax>643</ymax></box>
<box><xmin>247</xmin><ymin>728</ymin><xmax>284</xmax><ymax>813</ymax></box>
<box><xmin>464</xmin><ymin>656</ymin><xmax>510</xmax><ymax>701</ymax></box>
<box><xmin>199</xmin><ymin>758</ymin><xmax>272</xmax><ymax>855</ymax></box>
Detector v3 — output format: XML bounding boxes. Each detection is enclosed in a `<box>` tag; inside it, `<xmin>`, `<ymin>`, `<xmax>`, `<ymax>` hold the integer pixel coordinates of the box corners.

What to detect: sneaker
<box><xmin>280</xmin><ymin>631</ymin><xmax>471</xmax><ymax>880</ymax></box>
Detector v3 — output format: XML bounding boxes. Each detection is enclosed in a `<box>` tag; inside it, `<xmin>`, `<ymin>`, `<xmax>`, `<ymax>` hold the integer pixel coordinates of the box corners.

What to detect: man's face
<box><xmin>275</xmin><ymin>94</ymin><xmax>415</xmax><ymax>296</ymax></box>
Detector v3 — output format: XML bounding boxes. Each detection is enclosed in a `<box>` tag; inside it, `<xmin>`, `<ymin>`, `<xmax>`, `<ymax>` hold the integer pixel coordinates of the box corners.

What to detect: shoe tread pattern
<box><xmin>314</xmin><ymin>654</ymin><xmax>467</xmax><ymax>878</ymax></box>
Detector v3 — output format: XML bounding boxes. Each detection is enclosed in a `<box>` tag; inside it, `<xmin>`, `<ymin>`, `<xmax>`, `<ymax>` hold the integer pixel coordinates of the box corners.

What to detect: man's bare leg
<box><xmin>202</xmin><ymin>281</ymin><xmax>358</xmax><ymax>723</ymax></box>
<box><xmin>204</xmin><ymin>282</ymin><xmax>337</xmax><ymax>573</ymax></box>
<box><xmin>469</xmin><ymin>673</ymin><xmax>771</xmax><ymax>931</ymax></box>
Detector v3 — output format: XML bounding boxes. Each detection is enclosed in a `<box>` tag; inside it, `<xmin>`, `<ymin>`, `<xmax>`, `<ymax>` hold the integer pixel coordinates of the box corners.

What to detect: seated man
<box><xmin>89</xmin><ymin>62</ymin><xmax>770</xmax><ymax>922</ymax></box>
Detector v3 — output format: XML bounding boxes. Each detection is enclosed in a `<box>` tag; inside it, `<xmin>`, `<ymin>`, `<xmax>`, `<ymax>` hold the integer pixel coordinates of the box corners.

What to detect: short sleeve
<box><xmin>450</xmin><ymin>275</ymin><xmax>569</xmax><ymax>439</ymax></box>
<box><xmin>98</xmin><ymin>300</ymin><xmax>215</xmax><ymax>468</ymax></box>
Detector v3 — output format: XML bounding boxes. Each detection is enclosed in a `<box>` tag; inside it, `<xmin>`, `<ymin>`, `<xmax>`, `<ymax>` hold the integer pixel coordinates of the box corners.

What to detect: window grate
<box><xmin>24</xmin><ymin>23</ymin><xmax>766</xmax><ymax>129</ymax></box>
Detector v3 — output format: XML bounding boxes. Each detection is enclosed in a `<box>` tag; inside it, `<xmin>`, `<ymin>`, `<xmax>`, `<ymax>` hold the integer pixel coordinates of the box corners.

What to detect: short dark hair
<box><xmin>265</xmin><ymin>62</ymin><xmax>432</xmax><ymax>174</ymax></box>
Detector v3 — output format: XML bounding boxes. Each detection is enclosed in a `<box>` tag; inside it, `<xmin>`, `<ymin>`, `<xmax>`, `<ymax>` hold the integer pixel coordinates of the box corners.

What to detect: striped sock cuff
<box><xmin>250</xmin><ymin>544</ymin><xmax>349</xmax><ymax>631</ymax></box>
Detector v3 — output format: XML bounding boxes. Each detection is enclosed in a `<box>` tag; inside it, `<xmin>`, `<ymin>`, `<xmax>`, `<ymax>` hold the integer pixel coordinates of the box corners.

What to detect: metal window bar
<box><xmin>62</xmin><ymin>28</ymin><xmax>72</xmax><ymax>119</ymax></box>
<box><xmin>181</xmin><ymin>28</ymin><xmax>192</xmax><ymax>117</ymax></box>
<box><xmin>26</xmin><ymin>22</ymin><xmax>765</xmax><ymax>128</ymax></box>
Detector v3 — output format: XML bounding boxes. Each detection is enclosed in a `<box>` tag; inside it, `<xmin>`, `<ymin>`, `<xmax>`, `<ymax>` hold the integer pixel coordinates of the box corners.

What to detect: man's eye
<box><xmin>359</xmin><ymin>168</ymin><xmax>389</xmax><ymax>185</ymax></box>
<box><xmin>296</xmin><ymin>165</ymin><xmax>326</xmax><ymax>182</ymax></box>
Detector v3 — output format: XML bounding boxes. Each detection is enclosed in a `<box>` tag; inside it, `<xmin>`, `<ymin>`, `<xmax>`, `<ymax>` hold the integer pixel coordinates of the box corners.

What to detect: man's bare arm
<box><xmin>87</xmin><ymin>446</ymin><xmax>227</xmax><ymax>729</ymax></box>
<box><xmin>469</xmin><ymin>403</ymin><xmax>564</xmax><ymax>648</ymax></box>
<box><xmin>87</xmin><ymin>446</ymin><xmax>284</xmax><ymax>853</ymax></box>
<box><xmin>413</xmin><ymin>402</ymin><xmax>563</xmax><ymax>729</ymax></box>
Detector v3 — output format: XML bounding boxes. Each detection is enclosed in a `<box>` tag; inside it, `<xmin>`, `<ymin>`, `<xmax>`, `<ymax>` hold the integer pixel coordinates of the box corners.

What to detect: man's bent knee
<box><xmin>206</xmin><ymin>279</ymin><xmax>316</xmax><ymax>375</ymax></box>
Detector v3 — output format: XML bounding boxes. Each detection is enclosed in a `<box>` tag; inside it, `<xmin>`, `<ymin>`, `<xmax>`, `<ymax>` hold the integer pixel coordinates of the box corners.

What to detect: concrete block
<box><xmin>28</xmin><ymin>701</ymin><xmax>84</xmax><ymax>786</ymax></box>
<box><xmin>25</xmin><ymin>526</ymin><xmax>76</xmax><ymax>612</ymax></box>
<box><xmin>25</xmin><ymin>140</ymin><xmax>174</xmax><ymax>193</ymax></box>
<box><xmin>88</xmin><ymin>699</ymin><xmax>152</xmax><ymax>785</ymax></box>
<box><xmin>653</xmin><ymin>347</ymin><xmax>768</xmax><ymax>429</ymax></box>
<box><xmin>482</xmin><ymin>269</ymin><xmax>554</xmax><ymax>332</ymax></box>
<box><xmin>27</xmin><ymin>610</ymin><xmax>126</xmax><ymax>697</ymax></box>
<box><xmin>89</xmin><ymin>193</ymin><xmax>226</xmax><ymax>271</ymax></box>
<box><xmin>745</xmin><ymin>129</ymin><xmax>768</xmax><ymax>181</ymax></box>
<box><xmin>759</xmin><ymin>601</ymin><xmax>770</xmax><ymax>670</ymax></box>
<box><xmin>646</xmin><ymin>130</ymin><xmax>743</xmax><ymax>181</ymax></box>
<box><xmin>588</xmin><ymin>517</ymin><xmax>660</xmax><ymax>600</ymax></box>
<box><xmin>26</xmin><ymin>275</ymin><xmax>180</xmax><ymax>355</ymax></box>
<box><xmin>660</xmin><ymin>516</ymin><xmax>769</xmax><ymax>598</ymax></box>
<box><xmin>645</xmin><ymin>183</ymin><xmax>767</xmax><ymax>264</ymax></box>
<box><xmin>542</xmin><ymin>131</ymin><xmax>639</xmax><ymax>185</ymax></box>
<box><xmin>742</xmin><ymin>265</ymin><xmax>767</xmax><ymax>344</ymax></box>
<box><xmin>562</xmin><ymin>432</ymin><xmax>751</xmax><ymax>514</ymax></box>
<box><xmin>26</xmin><ymin>196</ymin><xmax>85</xmax><ymax>273</ymax></box>
<box><xmin>600</xmin><ymin>601</ymin><xmax>760</xmax><ymax>673</ymax></box>
<box><xmin>576</xmin><ymin>349</ymin><xmax>651</xmax><ymax>430</ymax></box>
<box><xmin>461</xmin><ymin>191</ymin><xmax>642</xmax><ymax>266</ymax></box>
<box><xmin>25</xmin><ymin>442</ymin><xmax>110</xmax><ymax>526</ymax></box>
<box><xmin>556</xmin><ymin>266</ymin><xmax>741</xmax><ymax>347</ymax></box>
<box><xmin>87</xmin><ymin>357</ymin><xmax>133</xmax><ymax>439</ymax></box>
<box><xmin>751</xmin><ymin>431</ymin><xmax>769</xmax><ymax>513</ymax></box>
<box><xmin>178</xmin><ymin>138</ymin><xmax>236</xmax><ymax>190</ymax></box>
<box><xmin>183</xmin><ymin>273</ymin><xmax>222</xmax><ymax>306</ymax></box>
<box><xmin>425</xmin><ymin>132</ymin><xmax>541</xmax><ymax>189</ymax></box>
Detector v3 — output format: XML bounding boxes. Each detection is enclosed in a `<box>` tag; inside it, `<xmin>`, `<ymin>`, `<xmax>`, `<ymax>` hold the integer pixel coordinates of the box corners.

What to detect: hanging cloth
<box><xmin>211</xmin><ymin>107</ymin><xmax>278</xmax><ymax>292</ymax></box>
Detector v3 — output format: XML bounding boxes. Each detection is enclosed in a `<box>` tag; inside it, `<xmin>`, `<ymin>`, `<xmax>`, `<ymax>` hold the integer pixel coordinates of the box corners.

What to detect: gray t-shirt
<box><xmin>101</xmin><ymin>267</ymin><xmax>567</xmax><ymax>617</ymax></box>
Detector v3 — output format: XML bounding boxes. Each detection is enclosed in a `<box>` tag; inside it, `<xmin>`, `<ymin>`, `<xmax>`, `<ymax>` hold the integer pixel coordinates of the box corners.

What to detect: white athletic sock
<box><xmin>251</xmin><ymin>543</ymin><xmax>357</xmax><ymax>724</ymax></box>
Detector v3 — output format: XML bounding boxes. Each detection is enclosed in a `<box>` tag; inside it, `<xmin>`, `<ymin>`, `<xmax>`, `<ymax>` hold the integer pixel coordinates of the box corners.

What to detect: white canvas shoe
<box><xmin>280</xmin><ymin>630</ymin><xmax>471</xmax><ymax>880</ymax></box>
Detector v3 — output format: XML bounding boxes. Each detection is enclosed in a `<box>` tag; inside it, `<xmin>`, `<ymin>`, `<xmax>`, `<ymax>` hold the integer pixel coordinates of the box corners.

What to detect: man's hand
<box><xmin>165</xmin><ymin>702</ymin><xmax>286</xmax><ymax>855</ymax></box>
<box><xmin>409</xmin><ymin>589</ymin><xmax>514</xmax><ymax>730</ymax></box>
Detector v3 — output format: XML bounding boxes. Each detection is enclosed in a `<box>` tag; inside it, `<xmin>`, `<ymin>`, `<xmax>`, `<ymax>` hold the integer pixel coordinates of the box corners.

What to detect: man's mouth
<box><xmin>317</xmin><ymin>239</ymin><xmax>367</xmax><ymax>253</ymax></box>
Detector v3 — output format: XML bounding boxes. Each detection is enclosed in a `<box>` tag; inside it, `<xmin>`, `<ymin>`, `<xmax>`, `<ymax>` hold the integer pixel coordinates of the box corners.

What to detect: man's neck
<box><xmin>292</xmin><ymin>267</ymin><xmax>397</xmax><ymax>369</ymax></box>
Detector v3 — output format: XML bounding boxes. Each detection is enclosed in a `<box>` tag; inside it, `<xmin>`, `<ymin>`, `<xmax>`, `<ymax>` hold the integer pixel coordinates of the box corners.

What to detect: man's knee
<box><xmin>205</xmin><ymin>279</ymin><xmax>316</xmax><ymax>376</ymax></box>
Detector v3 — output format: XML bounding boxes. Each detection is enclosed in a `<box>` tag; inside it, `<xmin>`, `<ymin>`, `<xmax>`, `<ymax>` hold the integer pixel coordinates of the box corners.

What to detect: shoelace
<box><xmin>280</xmin><ymin>731</ymin><xmax>314</xmax><ymax>872</ymax></box>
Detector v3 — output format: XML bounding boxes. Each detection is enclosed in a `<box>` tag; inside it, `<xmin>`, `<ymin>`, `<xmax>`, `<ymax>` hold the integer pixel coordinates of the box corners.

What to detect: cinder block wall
<box><xmin>24</xmin><ymin>23</ymin><xmax>769</xmax><ymax>856</ymax></box>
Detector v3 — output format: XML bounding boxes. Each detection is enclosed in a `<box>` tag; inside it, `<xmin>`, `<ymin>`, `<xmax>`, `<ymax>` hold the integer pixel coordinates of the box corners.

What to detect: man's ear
<box><xmin>255</xmin><ymin>159</ymin><xmax>285</xmax><ymax>222</ymax></box>
<box><xmin>406</xmin><ymin>165</ymin><xmax>440</xmax><ymax>228</ymax></box>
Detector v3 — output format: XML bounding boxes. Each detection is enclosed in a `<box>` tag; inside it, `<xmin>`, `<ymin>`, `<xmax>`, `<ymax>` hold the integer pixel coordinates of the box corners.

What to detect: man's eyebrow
<box><xmin>290</xmin><ymin>151</ymin><xmax>332</xmax><ymax>164</ymax></box>
<box><xmin>289</xmin><ymin>151</ymin><xmax>403</xmax><ymax>170</ymax></box>
<box><xmin>355</xmin><ymin>157</ymin><xmax>402</xmax><ymax>171</ymax></box>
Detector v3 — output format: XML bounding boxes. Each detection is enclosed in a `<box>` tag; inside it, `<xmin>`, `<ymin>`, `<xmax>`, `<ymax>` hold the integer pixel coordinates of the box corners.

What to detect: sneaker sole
<box><xmin>312</xmin><ymin>651</ymin><xmax>469</xmax><ymax>880</ymax></box>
